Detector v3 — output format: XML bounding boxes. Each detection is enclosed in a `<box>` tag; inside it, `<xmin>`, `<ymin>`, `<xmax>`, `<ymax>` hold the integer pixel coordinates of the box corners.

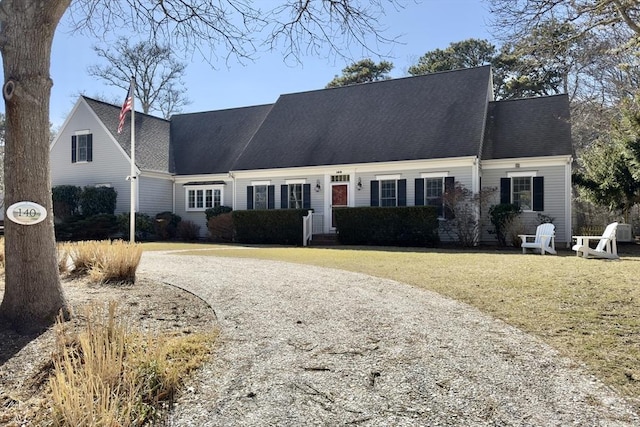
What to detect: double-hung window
<box><xmin>280</xmin><ymin>180</ymin><xmax>311</xmax><ymax>209</ymax></box>
<box><xmin>415</xmin><ymin>174</ymin><xmax>455</xmax><ymax>218</ymax></box>
<box><xmin>71</xmin><ymin>133</ymin><xmax>93</xmax><ymax>163</ymax></box>
<box><xmin>500</xmin><ymin>172</ymin><xmax>544</xmax><ymax>211</ymax></box>
<box><xmin>370</xmin><ymin>175</ymin><xmax>407</xmax><ymax>207</ymax></box>
<box><xmin>185</xmin><ymin>185</ymin><xmax>223</xmax><ymax>211</ymax></box>
<box><xmin>247</xmin><ymin>182</ymin><xmax>275</xmax><ymax>210</ymax></box>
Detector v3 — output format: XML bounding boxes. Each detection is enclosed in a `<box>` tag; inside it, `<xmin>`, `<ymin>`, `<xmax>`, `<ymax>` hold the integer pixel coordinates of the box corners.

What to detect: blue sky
<box><xmin>46</xmin><ymin>0</ymin><xmax>493</xmax><ymax>127</ymax></box>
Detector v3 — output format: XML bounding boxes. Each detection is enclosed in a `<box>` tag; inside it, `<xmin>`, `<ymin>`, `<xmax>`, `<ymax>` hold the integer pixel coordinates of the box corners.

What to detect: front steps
<box><xmin>308</xmin><ymin>233</ymin><xmax>339</xmax><ymax>246</ymax></box>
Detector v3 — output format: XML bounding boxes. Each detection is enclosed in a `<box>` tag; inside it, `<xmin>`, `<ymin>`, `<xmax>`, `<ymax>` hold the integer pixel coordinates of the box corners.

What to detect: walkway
<box><xmin>138</xmin><ymin>251</ymin><xmax>639</xmax><ymax>426</ymax></box>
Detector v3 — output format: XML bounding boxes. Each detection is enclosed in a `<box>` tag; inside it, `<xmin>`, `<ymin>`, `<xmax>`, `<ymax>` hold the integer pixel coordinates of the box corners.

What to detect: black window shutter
<box><xmin>444</xmin><ymin>177</ymin><xmax>456</xmax><ymax>219</ymax></box>
<box><xmin>246</xmin><ymin>186</ymin><xmax>254</xmax><ymax>210</ymax></box>
<box><xmin>86</xmin><ymin>134</ymin><xmax>93</xmax><ymax>162</ymax></box>
<box><xmin>303</xmin><ymin>184</ymin><xmax>311</xmax><ymax>209</ymax></box>
<box><xmin>370</xmin><ymin>180</ymin><xmax>379</xmax><ymax>206</ymax></box>
<box><xmin>500</xmin><ymin>178</ymin><xmax>511</xmax><ymax>204</ymax></box>
<box><xmin>71</xmin><ymin>135</ymin><xmax>77</xmax><ymax>163</ymax></box>
<box><xmin>281</xmin><ymin>185</ymin><xmax>288</xmax><ymax>209</ymax></box>
<box><xmin>398</xmin><ymin>179</ymin><xmax>407</xmax><ymax>206</ymax></box>
<box><xmin>267</xmin><ymin>185</ymin><xmax>275</xmax><ymax>209</ymax></box>
<box><xmin>533</xmin><ymin>176</ymin><xmax>544</xmax><ymax>211</ymax></box>
<box><xmin>444</xmin><ymin>176</ymin><xmax>455</xmax><ymax>193</ymax></box>
<box><xmin>415</xmin><ymin>178</ymin><xmax>424</xmax><ymax>206</ymax></box>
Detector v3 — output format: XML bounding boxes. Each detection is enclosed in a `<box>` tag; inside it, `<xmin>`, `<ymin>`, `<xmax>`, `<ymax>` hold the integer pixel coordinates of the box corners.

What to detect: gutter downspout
<box><xmin>229</xmin><ymin>172</ymin><xmax>236</xmax><ymax>209</ymax></box>
<box><xmin>566</xmin><ymin>157</ymin><xmax>573</xmax><ymax>248</ymax></box>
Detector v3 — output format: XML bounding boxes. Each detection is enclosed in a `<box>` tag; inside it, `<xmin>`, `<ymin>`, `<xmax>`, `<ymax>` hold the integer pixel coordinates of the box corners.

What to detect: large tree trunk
<box><xmin>0</xmin><ymin>0</ymin><xmax>71</xmax><ymax>333</ymax></box>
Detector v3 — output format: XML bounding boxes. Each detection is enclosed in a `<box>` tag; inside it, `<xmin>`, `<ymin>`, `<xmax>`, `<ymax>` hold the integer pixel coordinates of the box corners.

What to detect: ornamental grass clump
<box><xmin>63</xmin><ymin>240</ymin><xmax>142</xmax><ymax>284</ymax></box>
<box><xmin>88</xmin><ymin>240</ymin><xmax>142</xmax><ymax>284</ymax></box>
<box><xmin>47</xmin><ymin>302</ymin><xmax>216</xmax><ymax>427</ymax></box>
<box><xmin>66</xmin><ymin>240</ymin><xmax>102</xmax><ymax>275</ymax></box>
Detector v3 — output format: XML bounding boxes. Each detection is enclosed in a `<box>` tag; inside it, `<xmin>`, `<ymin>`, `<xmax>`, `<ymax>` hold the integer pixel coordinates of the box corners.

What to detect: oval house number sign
<box><xmin>7</xmin><ymin>201</ymin><xmax>47</xmax><ymax>226</ymax></box>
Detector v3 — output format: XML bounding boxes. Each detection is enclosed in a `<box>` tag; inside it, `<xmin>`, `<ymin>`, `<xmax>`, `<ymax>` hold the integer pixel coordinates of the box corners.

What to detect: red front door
<box><xmin>331</xmin><ymin>184</ymin><xmax>348</xmax><ymax>228</ymax></box>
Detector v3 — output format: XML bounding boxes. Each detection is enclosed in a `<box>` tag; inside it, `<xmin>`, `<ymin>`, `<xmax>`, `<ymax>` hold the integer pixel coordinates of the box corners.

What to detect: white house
<box><xmin>50</xmin><ymin>66</ymin><xmax>573</xmax><ymax>245</ymax></box>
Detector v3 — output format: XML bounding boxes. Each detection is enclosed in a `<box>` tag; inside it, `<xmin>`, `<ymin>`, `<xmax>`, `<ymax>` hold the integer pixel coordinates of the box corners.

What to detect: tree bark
<box><xmin>0</xmin><ymin>0</ymin><xmax>71</xmax><ymax>333</ymax></box>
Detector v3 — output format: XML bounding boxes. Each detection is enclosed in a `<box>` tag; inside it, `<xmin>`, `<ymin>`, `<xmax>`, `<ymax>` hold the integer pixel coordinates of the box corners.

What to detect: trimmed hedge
<box><xmin>334</xmin><ymin>206</ymin><xmax>440</xmax><ymax>247</ymax></box>
<box><xmin>80</xmin><ymin>186</ymin><xmax>117</xmax><ymax>216</ymax></box>
<box><xmin>233</xmin><ymin>209</ymin><xmax>310</xmax><ymax>245</ymax></box>
<box><xmin>55</xmin><ymin>214</ymin><xmax>120</xmax><ymax>241</ymax></box>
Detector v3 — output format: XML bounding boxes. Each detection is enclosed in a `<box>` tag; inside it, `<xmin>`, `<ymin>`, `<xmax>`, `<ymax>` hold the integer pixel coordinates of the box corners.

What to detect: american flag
<box><xmin>117</xmin><ymin>83</ymin><xmax>133</xmax><ymax>134</ymax></box>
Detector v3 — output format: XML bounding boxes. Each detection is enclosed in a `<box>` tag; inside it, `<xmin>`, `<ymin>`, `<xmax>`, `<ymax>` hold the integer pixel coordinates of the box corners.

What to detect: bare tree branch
<box><xmin>88</xmin><ymin>37</ymin><xmax>190</xmax><ymax>117</ymax></box>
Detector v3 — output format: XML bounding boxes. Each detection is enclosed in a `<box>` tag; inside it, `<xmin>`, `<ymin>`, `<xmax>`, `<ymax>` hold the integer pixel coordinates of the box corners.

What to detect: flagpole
<box><xmin>129</xmin><ymin>76</ymin><xmax>136</xmax><ymax>243</ymax></box>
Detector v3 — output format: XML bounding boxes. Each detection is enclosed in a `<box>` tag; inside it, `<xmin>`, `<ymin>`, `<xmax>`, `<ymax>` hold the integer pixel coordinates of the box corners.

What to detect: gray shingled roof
<box><xmin>483</xmin><ymin>95</ymin><xmax>572</xmax><ymax>160</ymax></box>
<box><xmin>170</xmin><ymin>105</ymin><xmax>273</xmax><ymax>174</ymax></box>
<box><xmin>82</xmin><ymin>68</ymin><xmax>571</xmax><ymax>177</ymax></box>
<box><xmin>232</xmin><ymin>66</ymin><xmax>493</xmax><ymax>171</ymax></box>
<box><xmin>83</xmin><ymin>97</ymin><xmax>171</xmax><ymax>173</ymax></box>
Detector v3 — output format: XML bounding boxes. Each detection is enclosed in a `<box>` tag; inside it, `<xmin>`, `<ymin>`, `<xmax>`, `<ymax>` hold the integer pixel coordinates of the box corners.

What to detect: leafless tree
<box><xmin>486</xmin><ymin>0</ymin><xmax>640</xmax><ymax>42</ymax></box>
<box><xmin>88</xmin><ymin>38</ymin><xmax>190</xmax><ymax>118</ymax></box>
<box><xmin>0</xmin><ymin>0</ymin><xmax>403</xmax><ymax>333</ymax></box>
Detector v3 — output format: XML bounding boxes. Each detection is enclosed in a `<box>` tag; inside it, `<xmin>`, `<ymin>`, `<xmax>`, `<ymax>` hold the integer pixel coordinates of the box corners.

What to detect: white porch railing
<box><xmin>302</xmin><ymin>210</ymin><xmax>313</xmax><ymax>246</ymax></box>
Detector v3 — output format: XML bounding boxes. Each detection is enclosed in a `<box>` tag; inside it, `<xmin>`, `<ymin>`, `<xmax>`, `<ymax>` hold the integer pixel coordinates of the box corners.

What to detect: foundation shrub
<box><xmin>204</xmin><ymin>206</ymin><xmax>233</xmax><ymax>221</ymax></box>
<box><xmin>334</xmin><ymin>206</ymin><xmax>439</xmax><ymax>247</ymax></box>
<box><xmin>207</xmin><ymin>212</ymin><xmax>234</xmax><ymax>242</ymax></box>
<box><xmin>177</xmin><ymin>220</ymin><xmax>201</xmax><ymax>242</ymax></box>
<box><xmin>233</xmin><ymin>209</ymin><xmax>309</xmax><ymax>245</ymax></box>
<box><xmin>117</xmin><ymin>213</ymin><xmax>155</xmax><ymax>241</ymax></box>
<box><xmin>52</xmin><ymin>185</ymin><xmax>82</xmax><ymax>221</ymax></box>
<box><xmin>154</xmin><ymin>211</ymin><xmax>181</xmax><ymax>240</ymax></box>
<box><xmin>488</xmin><ymin>203</ymin><xmax>522</xmax><ymax>246</ymax></box>
<box><xmin>55</xmin><ymin>214</ymin><xmax>120</xmax><ymax>241</ymax></box>
<box><xmin>80</xmin><ymin>186</ymin><xmax>117</xmax><ymax>216</ymax></box>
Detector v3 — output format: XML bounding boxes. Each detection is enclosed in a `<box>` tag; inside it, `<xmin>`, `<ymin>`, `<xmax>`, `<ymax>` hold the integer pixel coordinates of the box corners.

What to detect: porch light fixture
<box><xmin>315</xmin><ymin>180</ymin><xmax>321</xmax><ymax>192</ymax></box>
<box><xmin>356</xmin><ymin>177</ymin><xmax>363</xmax><ymax>190</ymax></box>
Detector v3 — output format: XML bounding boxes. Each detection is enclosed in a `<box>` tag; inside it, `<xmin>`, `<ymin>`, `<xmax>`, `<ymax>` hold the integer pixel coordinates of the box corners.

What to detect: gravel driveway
<box><xmin>138</xmin><ymin>251</ymin><xmax>639</xmax><ymax>426</ymax></box>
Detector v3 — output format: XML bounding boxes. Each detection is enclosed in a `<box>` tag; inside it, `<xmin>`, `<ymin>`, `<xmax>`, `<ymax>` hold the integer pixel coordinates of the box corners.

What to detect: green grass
<box><xmin>140</xmin><ymin>242</ymin><xmax>640</xmax><ymax>407</ymax></box>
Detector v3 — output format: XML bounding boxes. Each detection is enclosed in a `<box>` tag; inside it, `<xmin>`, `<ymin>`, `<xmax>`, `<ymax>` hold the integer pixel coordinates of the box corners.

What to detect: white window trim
<box><xmin>509</xmin><ymin>175</ymin><xmax>534</xmax><ymax>212</ymax></box>
<box><xmin>73</xmin><ymin>133</ymin><xmax>91</xmax><ymax>163</ymax></box>
<box><xmin>423</xmin><ymin>176</ymin><xmax>447</xmax><ymax>219</ymax></box>
<box><xmin>185</xmin><ymin>185</ymin><xmax>224</xmax><ymax>211</ymax></box>
<box><xmin>507</xmin><ymin>171</ymin><xmax>537</xmax><ymax>178</ymax></box>
<box><xmin>285</xmin><ymin>179</ymin><xmax>306</xmax><ymax>185</ymax></box>
<box><xmin>420</xmin><ymin>171</ymin><xmax>449</xmax><ymax>178</ymax></box>
<box><xmin>375</xmin><ymin>174</ymin><xmax>401</xmax><ymax>181</ymax></box>
<box><xmin>251</xmin><ymin>180</ymin><xmax>271</xmax><ymax>186</ymax></box>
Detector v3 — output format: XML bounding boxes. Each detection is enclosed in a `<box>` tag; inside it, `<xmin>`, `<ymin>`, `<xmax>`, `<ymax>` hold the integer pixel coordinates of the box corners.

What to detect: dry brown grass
<box><xmin>47</xmin><ymin>302</ymin><xmax>216</xmax><ymax>426</ymax></box>
<box><xmin>168</xmin><ymin>244</ymin><xmax>640</xmax><ymax>407</ymax></box>
<box><xmin>61</xmin><ymin>240</ymin><xmax>142</xmax><ymax>284</ymax></box>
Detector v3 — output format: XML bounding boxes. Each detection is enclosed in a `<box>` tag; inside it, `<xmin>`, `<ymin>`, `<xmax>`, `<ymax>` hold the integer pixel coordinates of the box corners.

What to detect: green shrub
<box><xmin>154</xmin><ymin>212</ymin><xmax>181</xmax><ymax>240</ymax></box>
<box><xmin>80</xmin><ymin>186</ymin><xmax>117</xmax><ymax>216</ymax></box>
<box><xmin>204</xmin><ymin>206</ymin><xmax>233</xmax><ymax>221</ymax></box>
<box><xmin>55</xmin><ymin>214</ymin><xmax>120</xmax><ymax>241</ymax></box>
<box><xmin>334</xmin><ymin>206</ymin><xmax>440</xmax><ymax>247</ymax></box>
<box><xmin>488</xmin><ymin>203</ymin><xmax>522</xmax><ymax>246</ymax></box>
<box><xmin>233</xmin><ymin>209</ymin><xmax>309</xmax><ymax>245</ymax></box>
<box><xmin>52</xmin><ymin>185</ymin><xmax>82</xmax><ymax>220</ymax></box>
<box><xmin>117</xmin><ymin>213</ymin><xmax>155</xmax><ymax>241</ymax></box>
<box><xmin>207</xmin><ymin>212</ymin><xmax>234</xmax><ymax>242</ymax></box>
<box><xmin>177</xmin><ymin>221</ymin><xmax>201</xmax><ymax>242</ymax></box>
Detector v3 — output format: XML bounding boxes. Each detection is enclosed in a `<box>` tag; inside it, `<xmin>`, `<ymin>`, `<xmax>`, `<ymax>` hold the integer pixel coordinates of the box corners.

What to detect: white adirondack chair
<box><xmin>519</xmin><ymin>223</ymin><xmax>556</xmax><ymax>255</ymax></box>
<box><xmin>572</xmin><ymin>222</ymin><xmax>619</xmax><ymax>259</ymax></box>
